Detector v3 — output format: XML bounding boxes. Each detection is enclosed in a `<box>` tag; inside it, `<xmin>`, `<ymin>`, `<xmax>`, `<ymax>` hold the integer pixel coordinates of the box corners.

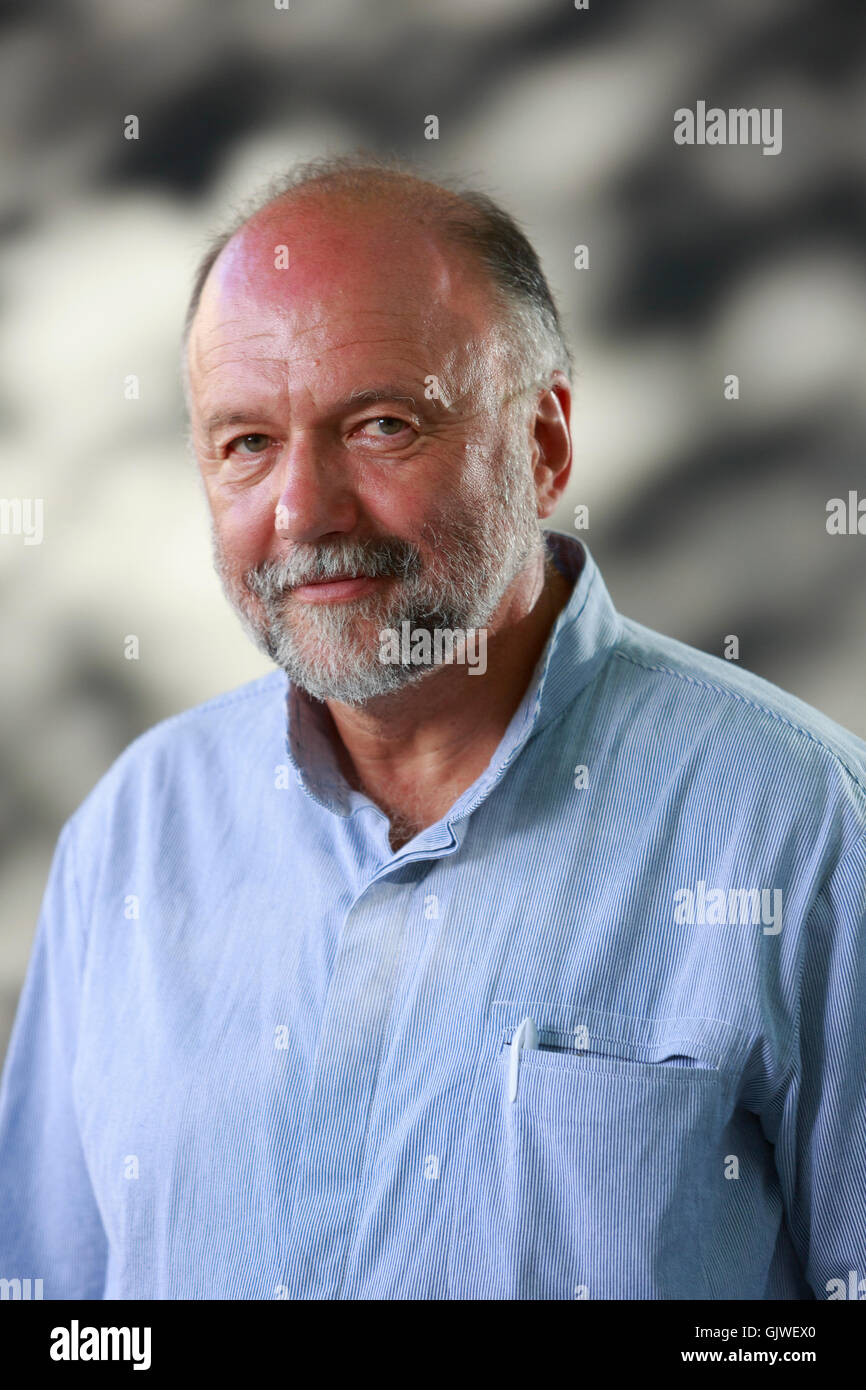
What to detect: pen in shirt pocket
<box><xmin>508</xmin><ymin>1016</ymin><xmax>539</xmax><ymax>1102</ymax></box>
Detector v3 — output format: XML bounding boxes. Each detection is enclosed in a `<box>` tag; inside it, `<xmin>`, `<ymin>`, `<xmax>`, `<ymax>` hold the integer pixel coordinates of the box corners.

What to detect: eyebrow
<box><xmin>204</xmin><ymin>385</ymin><xmax>423</xmax><ymax>437</ymax></box>
<box><xmin>204</xmin><ymin>411</ymin><xmax>261</xmax><ymax>434</ymax></box>
<box><xmin>347</xmin><ymin>385</ymin><xmax>419</xmax><ymax>409</ymax></box>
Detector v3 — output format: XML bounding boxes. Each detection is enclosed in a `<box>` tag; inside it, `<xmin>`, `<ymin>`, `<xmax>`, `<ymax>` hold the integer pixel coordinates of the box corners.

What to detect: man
<box><xmin>1</xmin><ymin>154</ymin><xmax>864</xmax><ymax>1301</ymax></box>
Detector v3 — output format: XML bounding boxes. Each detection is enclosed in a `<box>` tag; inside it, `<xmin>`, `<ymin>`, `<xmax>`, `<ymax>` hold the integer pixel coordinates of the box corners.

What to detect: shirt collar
<box><xmin>283</xmin><ymin>530</ymin><xmax>621</xmax><ymax>826</ymax></box>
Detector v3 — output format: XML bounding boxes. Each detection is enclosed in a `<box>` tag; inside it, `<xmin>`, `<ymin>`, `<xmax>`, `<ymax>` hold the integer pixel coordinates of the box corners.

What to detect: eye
<box><xmin>358</xmin><ymin>416</ymin><xmax>412</xmax><ymax>438</ymax></box>
<box><xmin>228</xmin><ymin>433</ymin><xmax>271</xmax><ymax>456</ymax></box>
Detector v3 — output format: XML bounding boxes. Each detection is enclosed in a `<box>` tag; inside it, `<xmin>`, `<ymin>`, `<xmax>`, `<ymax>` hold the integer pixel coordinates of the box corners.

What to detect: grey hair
<box><xmin>180</xmin><ymin>150</ymin><xmax>574</xmax><ymax>409</ymax></box>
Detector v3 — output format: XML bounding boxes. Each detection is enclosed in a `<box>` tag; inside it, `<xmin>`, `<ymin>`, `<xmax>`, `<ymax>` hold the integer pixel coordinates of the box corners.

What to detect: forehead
<box><xmin>187</xmin><ymin>199</ymin><xmax>503</xmax><ymax>405</ymax></box>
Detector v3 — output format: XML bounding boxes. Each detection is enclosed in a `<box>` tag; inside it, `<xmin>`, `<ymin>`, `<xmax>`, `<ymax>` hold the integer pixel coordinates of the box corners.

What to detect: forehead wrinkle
<box><xmin>296</xmin><ymin>333</ymin><xmax>439</xmax><ymax>357</ymax></box>
<box><xmin>190</xmin><ymin>325</ymin><xmax>286</xmax><ymax>387</ymax></box>
<box><xmin>198</xmin><ymin>330</ymin><xmax>280</xmax><ymax>364</ymax></box>
<box><xmin>199</xmin><ymin>353</ymin><xmax>289</xmax><ymax>382</ymax></box>
<box><xmin>283</xmin><ymin>310</ymin><xmax>463</xmax><ymax>355</ymax></box>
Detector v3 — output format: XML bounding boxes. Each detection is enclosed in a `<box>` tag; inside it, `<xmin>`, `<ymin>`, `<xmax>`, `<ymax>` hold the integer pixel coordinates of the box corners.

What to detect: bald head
<box><xmin>182</xmin><ymin>155</ymin><xmax>573</xmax><ymax>404</ymax></box>
<box><xmin>189</xmin><ymin>190</ymin><xmax>515</xmax><ymax>428</ymax></box>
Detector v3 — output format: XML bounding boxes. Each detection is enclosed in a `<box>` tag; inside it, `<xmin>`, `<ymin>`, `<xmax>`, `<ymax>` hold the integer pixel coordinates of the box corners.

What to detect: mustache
<box><xmin>244</xmin><ymin>535</ymin><xmax>423</xmax><ymax>600</ymax></box>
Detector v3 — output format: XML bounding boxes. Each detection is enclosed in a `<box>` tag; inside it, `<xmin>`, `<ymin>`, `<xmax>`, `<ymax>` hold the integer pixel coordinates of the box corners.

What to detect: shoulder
<box><xmin>66</xmin><ymin>670</ymin><xmax>288</xmax><ymax>846</ymax></box>
<box><xmin>606</xmin><ymin>616</ymin><xmax>866</xmax><ymax>839</ymax></box>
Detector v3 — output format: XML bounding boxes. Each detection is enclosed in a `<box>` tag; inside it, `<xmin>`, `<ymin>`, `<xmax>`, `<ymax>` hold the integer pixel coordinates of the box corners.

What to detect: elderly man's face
<box><xmin>187</xmin><ymin>198</ymin><xmax>544</xmax><ymax>703</ymax></box>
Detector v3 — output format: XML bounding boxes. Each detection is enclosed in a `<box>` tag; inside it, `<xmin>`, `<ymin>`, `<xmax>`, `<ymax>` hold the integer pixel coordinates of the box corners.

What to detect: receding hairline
<box><xmin>181</xmin><ymin>155</ymin><xmax>574</xmax><ymax>405</ymax></box>
<box><xmin>185</xmin><ymin>171</ymin><xmax>514</xmax><ymax>344</ymax></box>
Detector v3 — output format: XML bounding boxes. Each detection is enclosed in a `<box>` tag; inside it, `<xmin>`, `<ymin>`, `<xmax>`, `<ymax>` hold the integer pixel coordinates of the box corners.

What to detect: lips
<box><xmin>289</xmin><ymin>573</ymin><xmax>386</xmax><ymax>603</ymax></box>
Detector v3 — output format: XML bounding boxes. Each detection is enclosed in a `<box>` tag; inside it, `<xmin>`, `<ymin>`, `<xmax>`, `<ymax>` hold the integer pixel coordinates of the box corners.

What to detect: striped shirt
<box><xmin>1</xmin><ymin>529</ymin><xmax>865</xmax><ymax>1300</ymax></box>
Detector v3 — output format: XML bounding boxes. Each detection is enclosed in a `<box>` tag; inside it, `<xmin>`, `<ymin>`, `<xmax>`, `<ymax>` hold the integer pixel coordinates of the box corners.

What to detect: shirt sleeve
<box><xmin>773</xmin><ymin>834</ymin><xmax>866</xmax><ymax>1298</ymax></box>
<box><xmin>0</xmin><ymin>820</ymin><xmax>108</xmax><ymax>1299</ymax></box>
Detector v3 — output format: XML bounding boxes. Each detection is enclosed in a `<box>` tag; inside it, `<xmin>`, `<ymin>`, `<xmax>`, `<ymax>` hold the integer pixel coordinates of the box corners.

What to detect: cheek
<box><xmin>211</xmin><ymin>490</ymin><xmax>280</xmax><ymax>570</ymax></box>
<box><xmin>452</xmin><ymin>440</ymin><xmax>499</xmax><ymax>508</ymax></box>
<box><xmin>358</xmin><ymin>446</ymin><xmax>497</xmax><ymax>551</ymax></box>
<box><xmin>353</xmin><ymin>466</ymin><xmax>437</xmax><ymax>534</ymax></box>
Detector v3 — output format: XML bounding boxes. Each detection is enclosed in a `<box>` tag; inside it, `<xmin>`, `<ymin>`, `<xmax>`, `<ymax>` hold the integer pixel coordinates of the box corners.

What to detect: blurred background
<box><xmin>1</xmin><ymin>0</ymin><xmax>864</xmax><ymax>1060</ymax></box>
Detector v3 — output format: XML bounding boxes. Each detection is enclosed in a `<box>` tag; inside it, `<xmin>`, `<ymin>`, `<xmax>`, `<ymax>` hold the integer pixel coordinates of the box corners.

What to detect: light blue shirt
<box><xmin>2</xmin><ymin>531</ymin><xmax>865</xmax><ymax>1300</ymax></box>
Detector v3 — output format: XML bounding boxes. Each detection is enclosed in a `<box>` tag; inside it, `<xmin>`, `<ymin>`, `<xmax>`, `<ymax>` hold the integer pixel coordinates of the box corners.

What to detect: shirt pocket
<box><xmin>446</xmin><ymin>1001</ymin><xmax>747</xmax><ymax>1300</ymax></box>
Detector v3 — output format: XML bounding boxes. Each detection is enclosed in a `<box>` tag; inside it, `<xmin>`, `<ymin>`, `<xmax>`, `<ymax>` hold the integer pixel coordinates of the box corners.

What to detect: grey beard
<box><xmin>214</xmin><ymin>443</ymin><xmax>543</xmax><ymax>705</ymax></box>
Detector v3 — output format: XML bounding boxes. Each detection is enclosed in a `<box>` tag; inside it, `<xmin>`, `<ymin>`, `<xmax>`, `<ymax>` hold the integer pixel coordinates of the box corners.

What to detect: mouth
<box><xmin>290</xmin><ymin>574</ymin><xmax>388</xmax><ymax>603</ymax></box>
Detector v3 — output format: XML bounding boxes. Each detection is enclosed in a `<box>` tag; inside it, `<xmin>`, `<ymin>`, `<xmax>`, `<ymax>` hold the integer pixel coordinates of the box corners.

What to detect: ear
<box><xmin>529</xmin><ymin>373</ymin><xmax>572</xmax><ymax>520</ymax></box>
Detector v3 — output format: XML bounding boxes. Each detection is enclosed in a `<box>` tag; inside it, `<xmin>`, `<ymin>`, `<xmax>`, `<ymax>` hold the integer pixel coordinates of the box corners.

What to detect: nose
<box><xmin>273</xmin><ymin>433</ymin><xmax>361</xmax><ymax>544</ymax></box>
